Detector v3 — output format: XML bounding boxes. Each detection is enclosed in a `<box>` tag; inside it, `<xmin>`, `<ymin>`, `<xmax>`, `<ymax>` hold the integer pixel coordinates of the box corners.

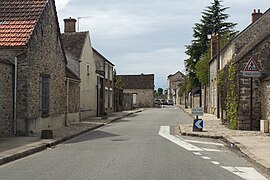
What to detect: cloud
<box><xmin>114</xmin><ymin>48</ymin><xmax>187</xmax><ymax>89</ymax></box>
<box><xmin>55</xmin><ymin>0</ymin><xmax>71</xmax><ymax>11</ymax></box>
<box><xmin>57</xmin><ymin>0</ymin><xmax>270</xmax><ymax>90</ymax></box>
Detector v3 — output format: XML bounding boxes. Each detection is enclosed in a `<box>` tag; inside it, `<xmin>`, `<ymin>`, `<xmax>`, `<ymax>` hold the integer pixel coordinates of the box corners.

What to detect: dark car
<box><xmin>166</xmin><ymin>99</ymin><xmax>173</xmax><ymax>105</ymax></box>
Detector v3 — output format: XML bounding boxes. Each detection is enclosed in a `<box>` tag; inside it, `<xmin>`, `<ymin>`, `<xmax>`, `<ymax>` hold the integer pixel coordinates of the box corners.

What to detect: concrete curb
<box><xmin>0</xmin><ymin>109</ymin><xmax>143</xmax><ymax>166</ymax></box>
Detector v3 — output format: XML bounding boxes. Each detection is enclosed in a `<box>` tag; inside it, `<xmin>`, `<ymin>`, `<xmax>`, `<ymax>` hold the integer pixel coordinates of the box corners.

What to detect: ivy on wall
<box><xmin>225</xmin><ymin>63</ymin><xmax>238</xmax><ymax>129</ymax></box>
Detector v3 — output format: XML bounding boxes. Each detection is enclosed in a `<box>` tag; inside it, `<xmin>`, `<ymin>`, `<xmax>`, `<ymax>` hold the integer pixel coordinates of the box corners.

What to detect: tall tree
<box><xmin>185</xmin><ymin>0</ymin><xmax>237</xmax><ymax>88</ymax></box>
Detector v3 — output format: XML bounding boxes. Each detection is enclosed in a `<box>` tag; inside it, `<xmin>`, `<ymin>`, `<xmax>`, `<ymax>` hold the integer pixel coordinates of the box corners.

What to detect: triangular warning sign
<box><xmin>243</xmin><ymin>59</ymin><xmax>259</xmax><ymax>72</ymax></box>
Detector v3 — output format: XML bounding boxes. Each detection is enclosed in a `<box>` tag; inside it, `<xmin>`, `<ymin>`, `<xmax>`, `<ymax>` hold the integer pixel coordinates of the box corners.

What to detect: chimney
<box><xmin>252</xmin><ymin>9</ymin><xmax>263</xmax><ymax>23</ymax></box>
<box><xmin>64</xmin><ymin>17</ymin><xmax>77</xmax><ymax>33</ymax></box>
<box><xmin>211</xmin><ymin>33</ymin><xmax>218</xmax><ymax>59</ymax></box>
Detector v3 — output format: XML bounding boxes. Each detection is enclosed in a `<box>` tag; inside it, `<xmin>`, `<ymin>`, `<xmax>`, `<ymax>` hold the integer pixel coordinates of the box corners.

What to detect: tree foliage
<box><xmin>157</xmin><ymin>88</ymin><xmax>163</xmax><ymax>96</ymax></box>
<box><xmin>185</xmin><ymin>0</ymin><xmax>237</xmax><ymax>89</ymax></box>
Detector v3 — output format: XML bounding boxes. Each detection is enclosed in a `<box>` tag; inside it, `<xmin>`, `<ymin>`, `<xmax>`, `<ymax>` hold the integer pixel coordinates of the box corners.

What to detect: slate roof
<box><xmin>0</xmin><ymin>0</ymin><xmax>48</xmax><ymax>47</ymax></box>
<box><xmin>92</xmin><ymin>48</ymin><xmax>115</xmax><ymax>66</ymax></box>
<box><xmin>61</xmin><ymin>32</ymin><xmax>88</xmax><ymax>61</ymax></box>
<box><xmin>116</xmin><ymin>74</ymin><xmax>154</xmax><ymax>89</ymax></box>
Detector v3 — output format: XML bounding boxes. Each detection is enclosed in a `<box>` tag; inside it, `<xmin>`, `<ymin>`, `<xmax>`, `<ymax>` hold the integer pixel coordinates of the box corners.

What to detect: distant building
<box><xmin>62</xmin><ymin>18</ymin><xmax>97</xmax><ymax>120</ymax></box>
<box><xmin>93</xmin><ymin>48</ymin><xmax>115</xmax><ymax>116</ymax></box>
<box><xmin>116</xmin><ymin>74</ymin><xmax>154</xmax><ymax>108</ymax></box>
<box><xmin>167</xmin><ymin>71</ymin><xmax>185</xmax><ymax>105</ymax></box>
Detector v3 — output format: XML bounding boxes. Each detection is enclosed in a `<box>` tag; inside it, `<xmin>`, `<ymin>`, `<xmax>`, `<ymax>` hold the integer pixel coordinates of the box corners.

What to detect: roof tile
<box><xmin>0</xmin><ymin>0</ymin><xmax>48</xmax><ymax>47</ymax></box>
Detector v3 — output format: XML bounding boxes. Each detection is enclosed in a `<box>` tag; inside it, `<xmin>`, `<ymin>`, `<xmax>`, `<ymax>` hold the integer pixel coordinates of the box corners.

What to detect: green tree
<box><xmin>185</xmin><ymin>0</ymin><xmax>237</xmax><ymax>89</ymax></box>
<box><xmin>195</xmin><ymin>49</ymin><xmax>210</xmax><ymax>85</ymax></box>
<box><xmin>157</xmin><ymin>88</ymin><xmax>163</xmax><ymax>96</ymax></box>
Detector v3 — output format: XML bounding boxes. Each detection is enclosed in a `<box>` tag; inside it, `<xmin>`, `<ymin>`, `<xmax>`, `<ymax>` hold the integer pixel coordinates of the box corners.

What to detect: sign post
<box><xmin>192</xmin><ymin>107</ymin><xmax>204</xmax><ymax>131</ymax></box>
<box><xmin>242</xmin><ymin>58</ymin><xmax>261</xmax><ymax>130</ymax></box>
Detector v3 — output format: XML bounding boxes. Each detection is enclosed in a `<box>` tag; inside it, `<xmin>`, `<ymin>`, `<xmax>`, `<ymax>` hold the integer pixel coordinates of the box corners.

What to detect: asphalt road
<box><xmin>0</xmin><ymin>106</ymin><xmax>267</xmax><ymax>180</ymax></box>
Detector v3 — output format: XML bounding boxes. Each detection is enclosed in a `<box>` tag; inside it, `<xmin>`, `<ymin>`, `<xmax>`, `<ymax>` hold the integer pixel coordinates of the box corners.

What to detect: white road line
<box><xmin>221</xmin><ymin>166</ymin><xmax>267</xmax><ymax>180</ymax></box>
<box><xmin>158</xmin><ymin>126</ymin><xmax>203</xmax><ymax>151</ymax></box>
<box><xmin>193</xmin><ymin>152</ymin><xmax>202</xmax><ymax>156</ymax></box>
<box><xmin>211</xmin><ymin>161</ymin><xmax>220</xmax><ymax>165</ymax></box>
<box><xmin>201</xmin><ymin>148</ymin><xmax>222</xmax><ymax>152</ymax></box>
<box><xmin>175</xmin><ymin>135</ymin><xmax>224</xmax><ymax>146</ymax></box>
<box><xmin>201</xmin><ymin>156</ymin><xmax>211</xmax><ymax>160</ymax></box>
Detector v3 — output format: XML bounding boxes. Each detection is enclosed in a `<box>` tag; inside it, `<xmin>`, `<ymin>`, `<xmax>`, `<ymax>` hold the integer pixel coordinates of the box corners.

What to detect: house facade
<box><xmin>167</xmin><ymin>71</ymin><xmax>185</xmax><ymax>105</ymax></box>
<box><xmin>62</xmin><ymin>18</ymin><xmax>97</xmax><ymax>120</ymax></box>
<box><xmin>216</xmin><ymin>9</ymin><xmax>270</xmax><ymax>130</ymax></box>
<box><xmin>93</xmin><ymin>48</ymin><xmax>114</xmax><ymax>116</ymax></box>
<box><xmin>116</xmin><ymin>74</ymin><xmax>154</xmax><ymax>108</ymax></box>
<box><xmin>0</xmin><ymin>0</ymin><xmax>67</xmax><ymax>136</ymax></box>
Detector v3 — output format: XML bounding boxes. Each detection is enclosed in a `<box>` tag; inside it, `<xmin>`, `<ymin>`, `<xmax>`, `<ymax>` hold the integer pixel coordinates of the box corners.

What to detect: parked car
<box><xmin>166</xmin><ymin>99</ymin><xmax>173</xmax><ymax>105</ymax></box>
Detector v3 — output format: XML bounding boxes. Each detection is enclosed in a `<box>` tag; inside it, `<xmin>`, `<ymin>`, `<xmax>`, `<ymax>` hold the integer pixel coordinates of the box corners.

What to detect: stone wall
<box><xmin>219</xmin><ymin>10</ymin><xmax>270</xmax><ymax>130</ymax></box>
<box><xmin>261</xmin><ymin>77</ymin><xmax>270</xmax><ymax>132</ymax></box>
<box><xmin>123</xmin><ymin>89</ymin><xmax>153</xmax><ymax>108</ymax></box>
<box><xmin>0</xmin><ymin>61</ymin><xmax>14</xmax><ymax>136</ymax></box>
<box><xmin>16</xmin><ymin>1</ymin><xmax>67</xmax><ymax>135</ymax></box>
<box><xmin>235</xmin><ymin>35</ymin><xmax>270</xmax><ymax>130</ymax></box>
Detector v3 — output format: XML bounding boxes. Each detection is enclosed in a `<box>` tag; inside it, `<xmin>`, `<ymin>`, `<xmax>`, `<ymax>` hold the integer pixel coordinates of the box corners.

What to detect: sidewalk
<box><xmin>177</xmin><ymin>105</ymin><xmax>270</xmax><ymax>172</ymax></box>
<box><xmin>0</xmin><ymin>109</ymin><xmax>143</xmax><ymax>166</ymax></box>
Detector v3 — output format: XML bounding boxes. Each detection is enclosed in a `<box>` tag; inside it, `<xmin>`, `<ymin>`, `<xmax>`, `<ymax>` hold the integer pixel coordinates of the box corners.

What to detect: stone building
<box><xmin>62</xmin><ymin>18</ymin><xmax>97</xmax><ymax>120</ymax></box>
<box><xmin>218</xmin><ymin>9</ymin><xmax>270</xmax><ymax>130</ymax></box>
<box><xmin>0</xmin><ymin>0</ymin><xmax>71</xmax><ymax>136</ymax></box>
<box><xmin>208</xmin><ymin>34</ymin><xmax>218</xmax><ymax>115</ymax></box>
<box><xmin>167</xmin><ymin>71</ymin><xmax>185</xmax><ymax>105</ymax></box>
<box><xmin>116</xmin><ymin>74</ymin><xmax>154</xmax><ymax>108</ymax></box>
<box><xmin>93</xmin><ymin>48</ymin><xmax>115</xmax><ymax>116</ymax></box>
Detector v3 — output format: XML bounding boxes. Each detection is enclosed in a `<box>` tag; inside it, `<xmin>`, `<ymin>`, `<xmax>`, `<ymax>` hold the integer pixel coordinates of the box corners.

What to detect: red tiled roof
<box><xmin>0</xmin><ymin>0</ymin><xmax>48</xmax><ymax>47</ymax></box>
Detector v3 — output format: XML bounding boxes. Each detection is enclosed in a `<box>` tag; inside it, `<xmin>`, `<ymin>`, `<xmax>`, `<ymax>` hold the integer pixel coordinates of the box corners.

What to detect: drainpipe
<box><xmin>13</xmin><ymin>57</ymin><xmax>18</xmax><ymax>135</ymax></box>
<box><xmin>65</xmin><ymin>78</ymin><xmax>69</xmax><ymax>126</ymax></box>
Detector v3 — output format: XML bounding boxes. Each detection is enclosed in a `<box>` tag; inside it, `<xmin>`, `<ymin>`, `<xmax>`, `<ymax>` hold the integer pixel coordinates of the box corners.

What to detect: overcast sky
<box><xmin>55</xmin><ymin>0</ymin><xmax>269</xmax><ymax>90</ymax></box>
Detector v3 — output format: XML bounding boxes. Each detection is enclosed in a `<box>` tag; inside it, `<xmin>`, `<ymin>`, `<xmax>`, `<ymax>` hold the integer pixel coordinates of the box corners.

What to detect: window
<box><xmin>40</xmin><ymin>75</ymin><xmax>50</xmax><ymax>118</ymax></box>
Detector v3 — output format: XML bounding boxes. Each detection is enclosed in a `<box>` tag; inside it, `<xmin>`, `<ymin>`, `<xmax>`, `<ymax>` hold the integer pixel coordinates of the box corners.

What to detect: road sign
<box><xmin>192</xmin><ymin>107</ymin><xmax>204</xmax><ymax>116</ymax></box>
<box><xmin>193</xmin><ymin>119</ymin><xmax>203</xmax><ymax>131</ymax></box>
<box><xmin>242</xmin><ymin>59</ymin><xmax>261</xmax><ymax>77</ymax></box>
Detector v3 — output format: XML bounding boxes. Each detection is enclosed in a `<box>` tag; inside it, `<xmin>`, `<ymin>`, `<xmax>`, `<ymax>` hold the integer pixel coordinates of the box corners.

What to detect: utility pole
<box><xmin>77</xmin><ymin>16</ymin><xmax>92</xmax><ymax>32</ymax></box>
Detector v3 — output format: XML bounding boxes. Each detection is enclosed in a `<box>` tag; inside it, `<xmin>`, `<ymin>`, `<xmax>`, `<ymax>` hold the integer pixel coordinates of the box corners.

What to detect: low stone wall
<box><xmin>123</xmin><ymin>89</ymin><xmax>154</xmax><ymax>108</ymax></box>
<box><xmin>261</xmin><ymin>77</ymin><xmax>270</xmax><ymax>132</ymax></box>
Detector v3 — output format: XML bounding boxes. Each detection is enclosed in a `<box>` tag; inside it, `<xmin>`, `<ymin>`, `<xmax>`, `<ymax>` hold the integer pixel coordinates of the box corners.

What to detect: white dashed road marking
<box><xmin>201</xmin><ymin>156</ymin><xmax>211</xmax><ymax>160</ymax></box>
<box><xmin>221</xmin><ymin>166</ymin><xmax>268</xmax><ymax>180</ymax></box>
<box><xmin>159</xmin><ymin>126</ymin><xmax>268</xmax><ymax>180</ymax></box>
<box><xmin>211</xmin><ymin>161</ymin><xmax>220</xmax><ymax>165</ymax></box>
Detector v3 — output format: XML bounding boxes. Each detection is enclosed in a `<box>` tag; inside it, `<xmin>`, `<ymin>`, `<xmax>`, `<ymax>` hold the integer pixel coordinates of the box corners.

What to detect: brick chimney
<box><xmin>64</xmin><ymin>17</ymin><xmax>77</xmax><ymax>33</ymax></box>
<box><xmin>211</xmin><ymin>33</ymin><xmax>218</xmax><ymax>59</ymax></box>
<box><xmin>252</xmin><ymin>9</ymin><xmax>263</xmax><ymax>23</ymax></box>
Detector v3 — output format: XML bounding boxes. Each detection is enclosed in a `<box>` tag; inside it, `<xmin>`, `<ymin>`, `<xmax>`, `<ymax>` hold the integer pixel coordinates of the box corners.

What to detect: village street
<box><xmin>0</xmin><ymin>107</ymin><xmax>268</xmax><ymax>180</ymax></box>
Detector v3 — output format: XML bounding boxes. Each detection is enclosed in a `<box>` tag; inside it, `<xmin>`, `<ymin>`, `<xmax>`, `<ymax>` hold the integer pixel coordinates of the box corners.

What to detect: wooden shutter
<box><xmin>41</xmin><ymin>76</ymin><xmax>50</xmax><ymax>117</ymax></box>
